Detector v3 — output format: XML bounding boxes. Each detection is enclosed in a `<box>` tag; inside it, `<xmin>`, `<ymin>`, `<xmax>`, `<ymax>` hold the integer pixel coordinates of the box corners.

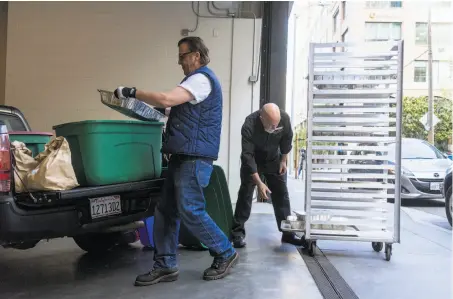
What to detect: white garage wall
<box><xmin>229</xmin><ymin>16</ymin><xmax>261</xmax><ymax>201</ymax></box>
<box><xmin>5</xmin><ymin>1</ymin><xmax>261</xmax><ymax>202</ymax></box>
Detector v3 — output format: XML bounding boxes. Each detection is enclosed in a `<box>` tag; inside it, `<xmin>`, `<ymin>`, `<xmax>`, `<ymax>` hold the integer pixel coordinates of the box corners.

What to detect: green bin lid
<box><xmin>52</xmin><ymin>119</ymin><xmax>164</xmax><ymax>130</ymax></box>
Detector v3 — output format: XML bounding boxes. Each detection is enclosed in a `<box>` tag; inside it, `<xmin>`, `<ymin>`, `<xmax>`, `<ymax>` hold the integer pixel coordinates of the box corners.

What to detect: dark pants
<box><xmin>231</xmin><ymin>165</ymin><xmax>291</xmax><ymax>238</ymax></box>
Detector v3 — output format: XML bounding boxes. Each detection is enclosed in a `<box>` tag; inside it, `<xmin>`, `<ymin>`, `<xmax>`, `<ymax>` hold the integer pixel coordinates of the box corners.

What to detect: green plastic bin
<box><xmin>53</xmin><ymin>120</ymin><xmax>164</xmax><ymax>187</ymax></box>
<box><xmin>179</xmin><ymin>165</ymin><xmax>233</xmax><ymax>250</ymax></box>
<box><xmin>9</xmin><ymin>131</ymin><xmax>54</xmax><ymax>157</ymax></box>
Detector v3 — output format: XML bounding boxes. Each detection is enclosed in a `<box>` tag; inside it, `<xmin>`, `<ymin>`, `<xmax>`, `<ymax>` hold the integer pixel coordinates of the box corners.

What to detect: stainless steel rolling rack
<box><xmin>282</xmin><ymin>41</ymin><xmax>404</xmax><ymax>261</ymax></box>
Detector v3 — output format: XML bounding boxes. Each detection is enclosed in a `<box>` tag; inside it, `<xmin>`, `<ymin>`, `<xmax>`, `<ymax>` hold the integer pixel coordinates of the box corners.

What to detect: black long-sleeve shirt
<box><xmin>240</xmin><ymin>110</ymin><xmax>293</xmax><ymax>175</ymax></box>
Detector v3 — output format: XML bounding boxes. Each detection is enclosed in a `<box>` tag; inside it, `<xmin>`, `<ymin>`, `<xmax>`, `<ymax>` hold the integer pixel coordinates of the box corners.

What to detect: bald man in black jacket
<box><xmin>231</xmin><ymin>103</ymin><xmax>305</xmax><ymax>248</ymax></box>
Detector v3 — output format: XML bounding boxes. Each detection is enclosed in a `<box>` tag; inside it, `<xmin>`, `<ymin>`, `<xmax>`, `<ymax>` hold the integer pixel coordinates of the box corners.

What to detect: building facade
<box><xmin>292</xmin><ymin>0</ymin><xmax>453</xmax><ymax>124</ymax></box>
<box><xmin>286</xmin><ymin>1</ymin><xmax>453</xmax><ymax>171</ymax></box>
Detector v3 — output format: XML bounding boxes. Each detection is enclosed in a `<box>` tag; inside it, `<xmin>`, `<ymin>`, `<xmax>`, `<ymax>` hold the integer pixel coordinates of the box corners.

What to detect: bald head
<box><xmin>260</xmin><ymin>103</ymin><xmax>281</xmax><ymax>133</ymax></box>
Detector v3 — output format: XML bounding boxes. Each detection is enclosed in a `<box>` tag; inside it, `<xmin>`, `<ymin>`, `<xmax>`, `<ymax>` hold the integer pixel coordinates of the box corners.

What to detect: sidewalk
<box><xmin>284</xmin><ymin>176</ymin><xmax>452</xmax><ymax>299</ymax></box>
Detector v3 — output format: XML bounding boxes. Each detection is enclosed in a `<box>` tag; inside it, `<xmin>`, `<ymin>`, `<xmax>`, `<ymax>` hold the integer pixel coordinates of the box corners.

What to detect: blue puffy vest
<box><xmin>162</xmin><ymin>66</ymin><xmax>223</xmax><ymax>160</ymax></box>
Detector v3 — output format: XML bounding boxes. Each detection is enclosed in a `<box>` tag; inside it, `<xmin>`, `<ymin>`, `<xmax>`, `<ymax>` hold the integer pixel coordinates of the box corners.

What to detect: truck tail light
<box><xmin>0</xmin><ymin>123</ymin><xmax>11</xmax><ymax>192</ymax></box>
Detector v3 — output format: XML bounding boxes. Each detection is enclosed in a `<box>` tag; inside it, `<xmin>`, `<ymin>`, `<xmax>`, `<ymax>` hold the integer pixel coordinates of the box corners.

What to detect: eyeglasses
<box><xmin>260</xmin><ymin>116</ymin><xmax>280</xmax><ymax>131</ymax></box>
<box><xmin>178</xmin><ymin>51</ymin><xmax>193</xmax><ymax>62</ymax></box>
<box><xmin>265</xmin><ymin>126</ymin><xmax>284</xmax><ymax>134</ymax></box>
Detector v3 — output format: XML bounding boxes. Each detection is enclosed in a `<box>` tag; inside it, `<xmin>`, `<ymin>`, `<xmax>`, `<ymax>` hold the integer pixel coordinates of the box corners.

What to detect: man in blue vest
<box><xmin>114</xmin><ymin>36</ymin><xmax>238</xmax><ymax>286</ymax></box>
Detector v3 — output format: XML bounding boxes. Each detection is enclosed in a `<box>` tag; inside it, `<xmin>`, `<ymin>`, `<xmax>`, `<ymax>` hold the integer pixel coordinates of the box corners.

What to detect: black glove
<box><xmin>114</xmin><ymin>86</ymin><xmax>137</xmax><ymax>99</ymax></box>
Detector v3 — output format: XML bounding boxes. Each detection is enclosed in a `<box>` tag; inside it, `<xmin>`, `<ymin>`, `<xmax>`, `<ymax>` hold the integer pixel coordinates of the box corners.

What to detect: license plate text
<box><xmin>90</xmin><ymin>195</ymin><xmax>122</xmax><ymax>219</ymax></box>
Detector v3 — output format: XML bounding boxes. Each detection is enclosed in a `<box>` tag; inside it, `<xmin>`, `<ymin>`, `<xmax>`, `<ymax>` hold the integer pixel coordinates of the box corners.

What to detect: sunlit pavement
<box><xmin>285</xmin><ymin>176</ymin><xmax>452</xmax><ymax>299</ymax></box>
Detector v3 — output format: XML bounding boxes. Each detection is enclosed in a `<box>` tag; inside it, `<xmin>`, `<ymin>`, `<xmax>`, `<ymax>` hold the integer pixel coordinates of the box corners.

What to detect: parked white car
<box><xmin>348</xmin><ymin>138</ymin><xmax>453</xmax><ymax>200</ymax></box>
<box><xmin>388</xmin><ymin>139</ymin><xmax>453</xmax><ymax>200</ymax></box>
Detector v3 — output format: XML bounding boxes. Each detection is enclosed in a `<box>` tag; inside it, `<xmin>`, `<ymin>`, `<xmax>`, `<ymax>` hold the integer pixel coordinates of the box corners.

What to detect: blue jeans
<box><xmin>152</xmin><ymin>156</ymin><xmax>235</xmax><ymax>269</ymax></box>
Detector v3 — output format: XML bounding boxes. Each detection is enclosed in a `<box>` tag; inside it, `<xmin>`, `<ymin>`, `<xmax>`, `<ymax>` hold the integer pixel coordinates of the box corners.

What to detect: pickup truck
<box><xmin>0</xmin><ymin>105</ymin><xmax>164</xmax><ymax>253</ymax></box>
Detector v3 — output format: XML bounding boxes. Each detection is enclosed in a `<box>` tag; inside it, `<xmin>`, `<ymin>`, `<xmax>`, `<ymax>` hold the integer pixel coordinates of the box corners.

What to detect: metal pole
<box><xmin>305</xmin><ymin>43</ymin><xmax>315</xmax><ymax>240</ymax></box>
<box><xmin>290</xmin><ymin>14</ymin><xmax>298</xmax><ymax>177</ymax></box>
<box><xmin>395</xmin><ymin>40</ymin><xmax>404</xmax><ymax>243</ymax></box>
<box><xmin>427</xmin><ymin>3</ymin><xmax>434</xmax><ymax>144</ymax></box>
<box><xmin>294</xmin><ymin>128</ymin><xmax>298</xmax><ymax>179</ymax></box>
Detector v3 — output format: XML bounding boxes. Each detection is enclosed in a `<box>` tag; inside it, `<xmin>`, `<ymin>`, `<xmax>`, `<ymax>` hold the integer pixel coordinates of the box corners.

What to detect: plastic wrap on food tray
<box><xmin>98</xmin><ymin>89</ymin><xmax>165</xmax><ymax>122</ymax></box>
<box><xmin>281</xmin><ymin>212</ymin><xmax>347</xmax><ymax>232</ymax></box>
<box><xmin>311</xmin><ymin>214</ymin><xmax>347</xmax><ymax>231</ymax></box>
<box><xmin>281</xmin><ymin>215</ymin><xmax>305</xmax><ymax>232</ymax></box>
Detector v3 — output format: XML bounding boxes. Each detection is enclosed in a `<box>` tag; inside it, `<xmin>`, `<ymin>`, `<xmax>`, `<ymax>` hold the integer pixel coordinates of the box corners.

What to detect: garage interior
<box><xmin>0</xmin><ymin>1</ymin><xmax>325</xmax><ymax>298</ymax></box>
<box><xmin>0</xmin><ymin>0</ymin><xmax>296</xmax><ymax>200</ymax></box>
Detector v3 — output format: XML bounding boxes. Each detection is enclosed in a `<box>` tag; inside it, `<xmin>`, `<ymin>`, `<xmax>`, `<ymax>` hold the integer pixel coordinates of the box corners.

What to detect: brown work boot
<box><xmin>203</xmin><ymin>252</ymin><xmax>239</xmax><ymax>281</ymax></box>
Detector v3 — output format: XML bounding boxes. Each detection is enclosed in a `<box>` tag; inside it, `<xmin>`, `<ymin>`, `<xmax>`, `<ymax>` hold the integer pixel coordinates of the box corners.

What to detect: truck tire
<box><xmin>73</xmin><ymin>232</ymin><xmax>121</xmax><ymax>254</ymax></box>
<box><xmin>446</xmin><ymin>187</ymin><xmax>452</xmax><ymax>227</ymax></box>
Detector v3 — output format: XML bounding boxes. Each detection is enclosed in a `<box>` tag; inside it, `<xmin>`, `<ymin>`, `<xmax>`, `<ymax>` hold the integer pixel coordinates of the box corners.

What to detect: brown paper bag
<box><xmin>26</xmin><ymin>137</ymin><xmax>79</xmax><ymax>191</ymax></box>
<box><xmin>11</xmin><ymin>141</ymin><xmax>39</xmax><ymax>193</ymax></box>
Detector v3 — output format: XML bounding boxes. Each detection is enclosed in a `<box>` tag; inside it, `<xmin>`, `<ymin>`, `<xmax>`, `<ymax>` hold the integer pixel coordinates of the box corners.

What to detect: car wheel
<box><xmin>73</xmin><ymin>232</ymin><xmax>121</xmax><ymax>254</ymax></box>
<box><xmin>445</xmin><ymin>187</ymin><xmax>452</xmax><ymax>227</ymax></box>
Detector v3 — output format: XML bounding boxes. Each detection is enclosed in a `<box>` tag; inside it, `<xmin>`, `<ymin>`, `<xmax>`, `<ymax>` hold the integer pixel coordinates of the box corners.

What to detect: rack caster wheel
<box><xmin>385</xmin><ymin>244</ymin><xmax>392</xmax><ymax>261</ymax></box>
<box><xmin>301</xmin><ymin>235</ymin><xmax>308</xmax><ymax>248</ymax></box>
<box><xmin>372</xmin><ymin>242</ymin><xmax>383</xmax><ymax>252</ymax></box>
<box><xmin>307</xmin><ymin>241</ymin><xmax>317</xmax><ymax>257</ymax></box>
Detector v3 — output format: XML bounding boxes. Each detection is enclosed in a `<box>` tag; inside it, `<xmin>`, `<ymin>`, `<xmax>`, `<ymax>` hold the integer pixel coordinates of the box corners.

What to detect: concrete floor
<box><xmin>0</xmin><ymin>212</ymin><xmax>322</xmax><ymax>299</ymax></box>
<box><xmin>2</xmin><ymin>175</ymin><xmax>450</xmax><ymax>299</ymax></box>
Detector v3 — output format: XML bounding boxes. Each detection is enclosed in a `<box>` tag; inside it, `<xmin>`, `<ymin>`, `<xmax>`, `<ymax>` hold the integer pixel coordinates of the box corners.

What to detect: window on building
<box><xmin>390</xmin><ymin>1</ymin><xmax>402</xmax><ymax>7</ymax></box>
<box><xmin>415</xmin><ymin>22</ymin><xmax>452</xmax><ymax>46</ymax></box>
<box><xmin>365</xmin><ymin>22</ymin><xmax>402</xmax><ymax>41</ymax></box>
<box><xmin>413</xmin><ymin>60</ymin><xmax>451</xmax><ymax>84</ymax></box>
<box><xmin>333</xmin><ymin>9</ymin><xmax>339</xmax><ymax>34</ymax></box>
<box><xmin>414</xmin><ymin>61</ymin><xmax>427</xmax><ymax>82</ymax></box>
<box><xmin>415</xmin><ymin>23</ymin><xmax>428</xmax><ymax>45</ymax></box>
<box><xmin>366</xmin><ymin>1</ymin><xmax>402</xmax><ymax>9</ymax></box>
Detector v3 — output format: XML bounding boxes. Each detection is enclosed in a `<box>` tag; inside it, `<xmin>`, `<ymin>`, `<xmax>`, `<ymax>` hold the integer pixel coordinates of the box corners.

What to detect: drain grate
<box><xmin>298</xmin><ymin>247</ymin><xmax>359</xmax><ymax>299</ymax></box>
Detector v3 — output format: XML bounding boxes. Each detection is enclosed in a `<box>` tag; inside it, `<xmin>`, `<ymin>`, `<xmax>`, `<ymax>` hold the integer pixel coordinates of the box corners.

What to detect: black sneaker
<box><xmin>203</xmin><ymin>252</ymin><xmax>239</xmax><ymax>281</ymax></box>
<box><xmin>232</xmin><ymin>236</ymin><xmax>246</xmax><ymax>248</ymax></box>
<box><xmin>281</xmin><ymin>233</ymin><xmax>307</xmax><ymax>247</ymax></box>
<box><xmin>134</xmin><ymin>268</ymin><xmax>179</xmax><ymax>286</ymax></box>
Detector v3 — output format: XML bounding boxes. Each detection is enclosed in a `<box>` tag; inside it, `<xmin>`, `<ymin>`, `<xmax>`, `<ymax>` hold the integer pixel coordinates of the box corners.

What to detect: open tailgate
<box><xmin>14</xmin><ymin>178</ymin><xmax>165</xmax><ymax>207</ymax></box>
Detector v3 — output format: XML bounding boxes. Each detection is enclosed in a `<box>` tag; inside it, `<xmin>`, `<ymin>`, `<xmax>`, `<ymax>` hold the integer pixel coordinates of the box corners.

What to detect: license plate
<box><xmin>90</xmin><ymin>195</ymin><xmax>122</xmax><ymax>219</ymax></box>
<box><xmin>430</xmin><ymin>182</ymin><xmax>441</xmax><ymax>191</ymax></box>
